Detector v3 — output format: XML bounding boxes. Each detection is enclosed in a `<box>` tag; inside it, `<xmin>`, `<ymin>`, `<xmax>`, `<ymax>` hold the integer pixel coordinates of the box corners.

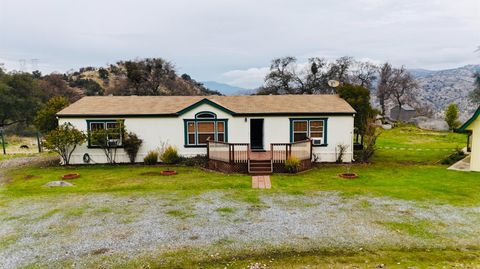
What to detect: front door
<box><xmin>250</xmin><ymin>119</ymin><xmax>264</xmax><ymax>150</ymax></box>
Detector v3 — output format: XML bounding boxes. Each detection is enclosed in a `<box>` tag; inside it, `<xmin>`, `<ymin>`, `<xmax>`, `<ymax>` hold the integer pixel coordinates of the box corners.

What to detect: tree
<box><xmin>98</xmin><ymin>68</ymin><xmax>109</xmax><ymax>80</ymax></box>
<box><xmin>445</xmin><ymin>103</ymin><xmax>461</xmax><ymax>130</ymax></box>
<box><xmin>0</xmin><ymin>72</ymin><xmax>42</xmax><ymax>129</ymax></box>
<box><xmin>43</xmin><ymin>123</ymin><xmax>86</xmax><ymax>165</ymax></box>
<box><xmin>388</xmin><ymin>67</ymin><xmax>417</xmax><ymax>120</ymax></box>
<box><xmin>337</xmin><ymin>84</ymin><xmax>375</xmax><ymax>138</ymax></box>
<box><xmin>123</xmin><ymin>132</ymin><xmax>143</xmax><ymax>163</ymax></box>
<box><xmin>376</xmin><ymin>63</ymin><xmax>393</xmax><ymax>116</ymax></box>
<box><xmin>34</xmin><ymin>96</ymin><xmax>70</xmax><ymax>133</ymax></box>
<box><xmin>359</xmin><ymin>119</ymin><xmax>381</xmax><ymax>162</ymax></box>
<box><xmin>69</xmin><ymin>78</ymin><xmax>104</xmax><ymax>96</ymax></box>
<box><xmin>469</xmin><ymin>71</ymin><xmax>480</xmax><ymax>104</ymax></box>
<box><xmin>259</xmin><ymin>56</ymin><xmax>299</xmax><ymax>95</ymax></box>
<box><xmin>350</xmin><ymin>61</ymin><xmax>378</xmax><ymax>90</ymax></box>
<box><xmin>38</xmin><ymin>74</ymin><xmax>82</xmax><ymax>102</ymax></box>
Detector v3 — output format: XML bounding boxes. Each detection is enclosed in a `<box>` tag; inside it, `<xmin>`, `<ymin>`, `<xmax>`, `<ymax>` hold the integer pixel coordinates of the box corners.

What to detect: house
<box><xmin>389</xmin><ymin>105</ymin><xmax>416</xmax><ymax>122</ymax></box>
<box><xmin>458</xmin><ymin>106</ymin><xmax>480</xmax><ymax>172</ymax></box>
<box><xmin>57</xmin><ymin>95</ymin><xmax>356</xmax><ymax>173</ymax></box>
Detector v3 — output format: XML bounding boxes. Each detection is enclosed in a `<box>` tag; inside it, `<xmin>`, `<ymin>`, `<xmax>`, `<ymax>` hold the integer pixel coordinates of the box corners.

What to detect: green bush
<box><xmin>284</xmin><ymin>156</ymin><xmax>301</xmax><ymax>173</ymax></box>
<box><xmin>441</xmin><ymin>149</ymin><xmax>466</xmax><ymax>165</ymax></box>
<box><xmin>180</xmin><ymin>155</ymin><xmax>208</xmax><ymax>167</ymax></box>
<box><xmin>143</xmin><ymin>151</ymin><xmax>159</xmax><ymax>165</ymax></box>
<box><xmin>160</xmin><ymin>146</ymin><xmax>180</xmax><ymax>164</ymax></box>
<box><xmin>123</xmin><ymin>132</ymin><xmax>143</xmax><ymax>163</ymax></box>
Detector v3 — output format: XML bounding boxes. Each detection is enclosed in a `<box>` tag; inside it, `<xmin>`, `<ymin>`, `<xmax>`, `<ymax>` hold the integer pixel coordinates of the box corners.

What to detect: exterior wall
<box><xmin>467</xmin><ymin>120</ymin><xmax>480</xmax><ymax>172</ymax></box>
<box><xmin>59</xmin><ymin>103</ymin><xmax>354</xmax><ymax>164</ymax></box>
<box><xmin>390</xmin><ymin>106</ymin><xmax>416</xmax><ymax>122</ymax></box>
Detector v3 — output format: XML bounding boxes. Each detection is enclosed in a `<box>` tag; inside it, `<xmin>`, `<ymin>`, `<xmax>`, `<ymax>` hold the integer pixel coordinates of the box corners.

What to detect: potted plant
<box><xmin>159</xmin><ymin>145</ymin><xmax>179</xmax><ymax>175</ymax></box>
<box><xmin>338</xmin><ymin>165</ymin><xmax>358</xmax><ymax>179</ymax></box>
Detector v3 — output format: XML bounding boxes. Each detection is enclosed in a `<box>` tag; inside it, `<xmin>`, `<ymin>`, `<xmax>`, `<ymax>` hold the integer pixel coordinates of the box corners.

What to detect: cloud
<box><xmin>0</xmin><ymin>0</ymin><xmax>478</xmax><ymax>80</ymax></box>
<box><xmin>221</xmin><ymin>67</ymin><xmax>269</xmax><ymax>89</ymax></box>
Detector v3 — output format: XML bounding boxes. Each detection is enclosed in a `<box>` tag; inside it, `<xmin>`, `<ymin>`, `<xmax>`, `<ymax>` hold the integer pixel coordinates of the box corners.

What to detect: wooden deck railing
<box><xmin>207</xmin><ymin>140</ymin><xmax>249</xmax><ymax>164</ymax></box>
<box><xmin>271</xmin><ymin>139</ymin><xmax>312</xmax><ymax>163</ymax></box>
<box><xmin>208</xmin><ymin>139</ymin><xmax>311</xmax><ymax>164</ymax></box>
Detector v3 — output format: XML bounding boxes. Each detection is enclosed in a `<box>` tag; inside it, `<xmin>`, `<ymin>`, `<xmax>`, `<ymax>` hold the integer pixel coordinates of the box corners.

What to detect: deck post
<box><xmin>206</xmin><ymin>140</ymin><xmax>210</xmax><ymax>159</ymax></box>
<box><xmin>231</xmin><ymin>144</ymin><xmax>235</xmax><ymax>164</ymax></box>
<box><xmin>310</xmin><ymin>139</ymin><xmax>313</xmax><ymax>161</ymax></box>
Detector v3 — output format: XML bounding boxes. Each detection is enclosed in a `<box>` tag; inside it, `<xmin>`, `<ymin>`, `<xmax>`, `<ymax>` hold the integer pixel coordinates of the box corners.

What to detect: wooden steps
<box><xmin>248</xmin><ymin>160</ymin><xmax>272</xmax><ymax>175</ymax></box>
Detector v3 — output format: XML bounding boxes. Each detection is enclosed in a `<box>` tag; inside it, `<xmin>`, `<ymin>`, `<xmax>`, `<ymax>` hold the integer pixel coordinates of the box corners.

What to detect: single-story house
<box><xmin>458</xmin><ymin>106</ymin><xmax>480</xmax><ymax>172</ymax></box>
<box><xmin>57</xmin><ymin>95</ymin><xmax>356</xmax><ymax>173</ymax></box>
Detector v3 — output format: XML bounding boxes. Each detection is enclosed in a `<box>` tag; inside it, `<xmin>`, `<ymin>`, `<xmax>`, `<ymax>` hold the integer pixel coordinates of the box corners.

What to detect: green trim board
<box><xmin>289</xmin><ymin>118</ymin><xmax>328</xmax><ymax>146</ymax></box>
<box><xmin>458</xmin><ymin>106</ymin><xmax>480</xmax><ymax>132</ymax></box>
<box><xmin>183</xmin><ymin>118</ymin><xmax>229</xmax><ymax>147</ymax></box>
<box><xmin>177</xmin><ymin>98</ymin><xmax>236</xmax><ymax>116</ymax></box>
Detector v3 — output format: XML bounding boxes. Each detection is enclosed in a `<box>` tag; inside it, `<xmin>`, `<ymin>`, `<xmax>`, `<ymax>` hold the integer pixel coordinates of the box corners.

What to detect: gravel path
<box><xmin>0</xmin><ymin>155</ymin><xmax>59</xmax><ymax>171</ymax></box>
<box><xmin>1</xmin><ymin>192</ymin><xmax>479</xmax><ymax>268</ymax></box>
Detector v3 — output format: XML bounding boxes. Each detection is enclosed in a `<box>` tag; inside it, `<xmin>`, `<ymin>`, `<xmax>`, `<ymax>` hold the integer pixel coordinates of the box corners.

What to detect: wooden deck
<box><xmin>249</xmin><ymin>151</ymin><xmax>272</xmax><ymax>161</ymax></box>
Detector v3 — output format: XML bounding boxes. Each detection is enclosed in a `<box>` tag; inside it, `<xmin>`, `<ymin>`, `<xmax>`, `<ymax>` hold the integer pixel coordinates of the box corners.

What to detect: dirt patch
<box><xmin>90</xmin><ymin>248</ymin><xmax>110</xmax><ymax>255</ymax></box>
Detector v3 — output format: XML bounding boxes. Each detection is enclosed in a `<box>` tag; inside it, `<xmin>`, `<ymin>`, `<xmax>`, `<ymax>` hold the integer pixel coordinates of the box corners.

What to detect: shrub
<box><xmin>123</xmin><ymin>132</ymin><xmax>143</xmax><ymax>163</ymax></box>
<box><xmin>285</xmin><ymin>156</ymin><xmax>301</xmax><ymax>173</ymax></box>
<box><xmin>144</xmin><ymin>151</ymin><xmax>159</xmax><ymax>165</ymax></box>
<box><xmin>336</xmin><ymin>144</ymin><xmax>348</xmax><ymax>163</ymax></box>
<box><xmin>180</xmin><ymin>155</ymin><xmax>208</xmax><ymax>167</ymax></box>
<box><xmin>160</xmin><ymin>146</ymin><xmax>180</xmax><ymax>164</ymax></box>
<box><xmin>43</xmin><ymin>123</ymin><xmax>86</xmax><ymax>165</ymax></box>
<box><xmin>441</xmin><ymin>149</ymin><xmax>466</xmax><ymax>165</ymax></box>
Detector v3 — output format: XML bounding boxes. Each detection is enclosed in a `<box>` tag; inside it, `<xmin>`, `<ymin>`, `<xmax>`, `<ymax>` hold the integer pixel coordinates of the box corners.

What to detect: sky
<box><xmin>0</xmin><ymin>0</ymin><xmax>479</xmax><ymax>89</ymax></box>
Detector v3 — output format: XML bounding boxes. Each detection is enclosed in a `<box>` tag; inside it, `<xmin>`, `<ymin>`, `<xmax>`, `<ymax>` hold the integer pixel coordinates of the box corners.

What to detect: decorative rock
<box><xmin>44</xmin><ymin>181</ymin><xmax>74</xmax><ymax>187</ymax></box>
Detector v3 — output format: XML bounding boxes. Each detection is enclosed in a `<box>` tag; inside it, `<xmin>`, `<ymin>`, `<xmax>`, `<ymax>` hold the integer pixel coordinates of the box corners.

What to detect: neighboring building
<box><xmin>458</xmin><ymin>106</ymin><xmax>480</xmax><ymax>172</ymax></box>
<box><xmin>389</xmin><ymin>105</ymin><xmax>417</xmax><ymax>122</ymax></box>
<box><xmin>57</xmin><ymin>95</ymin><xmax>355</xmax><ymax>172</ymax></box>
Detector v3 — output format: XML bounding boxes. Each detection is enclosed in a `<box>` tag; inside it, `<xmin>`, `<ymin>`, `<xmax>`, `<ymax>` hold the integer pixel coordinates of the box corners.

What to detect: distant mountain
<box><xmin>202</xmin><ymin>81</ymin><xmax>253</xmax><ymax>95</ymax></box>
<box><xmin>410</xmin><ymin>64</ymin><xmax>479</xmax><ymax>120</ymax></box>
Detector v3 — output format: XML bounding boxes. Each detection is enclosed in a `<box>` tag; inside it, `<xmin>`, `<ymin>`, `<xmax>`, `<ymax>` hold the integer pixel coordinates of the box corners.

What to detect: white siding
<box><xmin>59</xmin><ymin>103</ymin><xmax>354</xmax><ymax>164</ymax></box>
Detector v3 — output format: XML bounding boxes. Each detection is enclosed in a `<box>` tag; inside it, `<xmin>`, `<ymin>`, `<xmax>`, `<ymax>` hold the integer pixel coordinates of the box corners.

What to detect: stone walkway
<box><xmin>448</xmin><ymin>156</ymin><xmax>471</xmax><ymax>172</ymax></box>
<box><xmin>252</xmin><ymin>175</ymin><xmax>271</xmax><ymax>189</ymax></box>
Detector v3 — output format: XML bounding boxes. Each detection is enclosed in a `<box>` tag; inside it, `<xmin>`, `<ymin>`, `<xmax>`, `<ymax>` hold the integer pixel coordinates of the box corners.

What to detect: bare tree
<box><xmin>350</xmin><ymin>61</ymin><xmax>378</xmax><ymax>89</ymax></box>
<box><xmin>376</xmin><ymin>63</ymin><xmax>393</xmax><ymax>116</ymax></box>
<box><xmin>389</xmin><ymin>67</ymin><xmax>418</xmax><ymax>120</ymax></box>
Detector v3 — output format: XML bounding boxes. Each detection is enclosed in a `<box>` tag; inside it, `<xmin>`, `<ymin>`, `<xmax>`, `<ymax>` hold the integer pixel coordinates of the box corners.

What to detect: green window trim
<box><xmin>289</xmin><ymin>118</ymin><xmax>328</xmax><ymax>146</ymax></box>
<box><xmin>86</xmin><ymin>119</ymin><xmax>125</xmax><ymax>148</ymax></box>
<box><xmin>183</xmin><ymin>118</ymin><xmax>228</xmax><ymax>148</ymax></box>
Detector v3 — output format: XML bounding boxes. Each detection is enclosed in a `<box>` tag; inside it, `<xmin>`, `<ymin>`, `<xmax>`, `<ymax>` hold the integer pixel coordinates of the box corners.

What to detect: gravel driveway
<box><xmin>1</xmin><ymin>191</ymin><xmax>479</xmax><ymax>268</ymax></box>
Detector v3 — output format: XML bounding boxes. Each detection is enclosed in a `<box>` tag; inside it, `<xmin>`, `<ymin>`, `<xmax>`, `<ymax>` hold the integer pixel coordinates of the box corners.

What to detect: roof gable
<box><xmin>458</xmin><ymin>106</ymin><xmax>480</xmax><ymax>132</ymax></box>
<box><xmin>176</xmin><ymin>98</ymin><xmax>236</xmax><ymax>116</ymax></box>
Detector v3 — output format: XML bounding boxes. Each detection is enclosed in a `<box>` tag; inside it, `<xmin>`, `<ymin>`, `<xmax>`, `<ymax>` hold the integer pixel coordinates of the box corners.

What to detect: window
<box><xmin>185</xmin><ymin>113</ymin><xmax>227</xmax><ymax>146</ymax></box>
<box><xmin>195</xmin><ymin>112</ymin><xmax>216</xmax><ymax>119</ymax></box>
<box><xmin>291</xmin><ymin>118</ymin><xmax>327</xmax><ymax>145</ymax></box>
<box><xmin>87</xmin><ymin>120</ymin><xmax>123</xmax><ymax>147</ymax></box>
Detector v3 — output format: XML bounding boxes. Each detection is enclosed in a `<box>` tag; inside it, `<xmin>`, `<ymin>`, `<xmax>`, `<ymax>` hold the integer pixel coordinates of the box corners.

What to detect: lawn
<box><xmin>1</xmin><ymin>125</ymin><xmax>478</xmax><ymax>268</ymax></box>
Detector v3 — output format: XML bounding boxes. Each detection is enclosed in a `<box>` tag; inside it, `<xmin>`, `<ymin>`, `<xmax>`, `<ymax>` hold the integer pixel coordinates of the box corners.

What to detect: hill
<box><xmin>410</xmin><ymin>64</ymin><xmax>479</xmax><ymax>119</ymax></box>
<box><xmin>202</xmin><ymin>81</ymin><xmax>253</xmax><ymax>95</ymax></box>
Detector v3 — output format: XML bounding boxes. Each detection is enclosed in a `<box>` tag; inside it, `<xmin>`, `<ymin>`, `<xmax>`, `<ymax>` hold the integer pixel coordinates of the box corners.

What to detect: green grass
<box><xmin>374</xmin><ymin>124</ymin><xmax>467</xmax><ymax>163</ymax></box>
<box><xmin>379</xmin><ymin>220</ymin><xmax>437</xmax><ymax>239</ymax></box>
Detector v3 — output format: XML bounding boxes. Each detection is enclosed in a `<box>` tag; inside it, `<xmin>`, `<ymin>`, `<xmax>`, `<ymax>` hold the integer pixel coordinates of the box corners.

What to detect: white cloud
<box><xmin>221</xmin><ymin>67</ymin><xmax>269</xmax><ymax>89</ymax></box>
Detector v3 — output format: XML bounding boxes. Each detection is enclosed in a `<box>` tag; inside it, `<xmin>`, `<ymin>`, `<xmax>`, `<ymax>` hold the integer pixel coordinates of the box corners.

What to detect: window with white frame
<box><xmin>291</xmin><ymin>119</ymin><xmax>326</xmax><ymax>144</ymax></box>
<box><xmin>88</xmin><ymin>120</ymin><xmax>123</xmax><ymax>147</ymax></box>
<box><xmin>185</xmin><ymin>112</ymin><xmax>227</xmax><ymax>146</ymax></box>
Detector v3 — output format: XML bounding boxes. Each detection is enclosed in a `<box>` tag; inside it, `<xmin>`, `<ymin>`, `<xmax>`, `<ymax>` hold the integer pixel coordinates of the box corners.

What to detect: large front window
<box><xmin>291</xmin><ymin>118</ymin><xmax>327</xmax><ymax>145</ymax></box>
<box><xmin>185</xmin><ymin>112</ymin><xmax>227</xmax><ymax>146</ymax></box>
